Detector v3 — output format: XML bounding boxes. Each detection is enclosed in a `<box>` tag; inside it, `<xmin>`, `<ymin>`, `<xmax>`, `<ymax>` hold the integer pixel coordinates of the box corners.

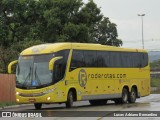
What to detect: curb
<box><xmin>0</xmin><ymin>104</ymin><xmax>33</xmax><ymax>110</ymax></box>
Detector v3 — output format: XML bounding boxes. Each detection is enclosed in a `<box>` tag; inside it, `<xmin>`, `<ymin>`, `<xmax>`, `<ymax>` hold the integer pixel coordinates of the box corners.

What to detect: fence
<box><xmin>0</xmin><ymin>74</ymin><xmax>16</xmax><ymax>102</ymax></box>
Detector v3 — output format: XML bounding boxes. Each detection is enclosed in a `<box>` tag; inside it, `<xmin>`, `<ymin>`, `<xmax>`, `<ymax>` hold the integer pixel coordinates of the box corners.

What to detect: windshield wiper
<box><xmin>22</xmin><ymin>66</ymin><xmax>32</xmax><ymax>87</ymax></box>
<box><xmin>34</xmin><ymin>66</ymin><xmax>42</xmax><ymax>86</ymax></box>
<box><xmin>16</xmin><ymin>63</ymin><xmax>20</xmax><ymax>75</ymax></box>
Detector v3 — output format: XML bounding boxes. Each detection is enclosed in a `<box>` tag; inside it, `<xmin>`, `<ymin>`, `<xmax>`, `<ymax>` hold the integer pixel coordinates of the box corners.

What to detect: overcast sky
<box><xmin>83</xmin><ymin>0</ymin><xmax>160</xmax><ymax>51</ymax></box>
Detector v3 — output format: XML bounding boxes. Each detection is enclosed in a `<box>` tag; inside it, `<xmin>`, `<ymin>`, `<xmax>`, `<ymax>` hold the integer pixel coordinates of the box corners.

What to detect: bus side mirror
<box><xmin>8</xmin><ymin>60</ymin><xmax>18</xmax><ymax>74</ymax></box>
<box><xmin>49</xmin><ymin>56</ymin><xmax>63</xmax><ymax>71</ymax></box>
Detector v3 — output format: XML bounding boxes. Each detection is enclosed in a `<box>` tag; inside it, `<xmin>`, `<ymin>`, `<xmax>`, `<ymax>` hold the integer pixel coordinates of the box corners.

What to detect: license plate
<box><xmin>28</xmin><ymin>98</ymin><xmax>36</xmax><ymax>103</ymax></box>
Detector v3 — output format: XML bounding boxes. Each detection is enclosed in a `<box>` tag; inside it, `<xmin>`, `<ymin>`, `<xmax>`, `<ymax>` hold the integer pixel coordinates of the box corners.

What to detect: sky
<box><xmin>83</xmin><ymin>0</ymin><xmax>160</xmax><ymax>51</ymax></box>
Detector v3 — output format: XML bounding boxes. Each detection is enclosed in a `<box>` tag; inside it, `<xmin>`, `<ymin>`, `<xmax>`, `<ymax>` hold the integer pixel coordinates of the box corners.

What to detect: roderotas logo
<box><xmin>78</xmin><ymin>69</ymin><xmax>87</xmax><ymax>87</ymax></box>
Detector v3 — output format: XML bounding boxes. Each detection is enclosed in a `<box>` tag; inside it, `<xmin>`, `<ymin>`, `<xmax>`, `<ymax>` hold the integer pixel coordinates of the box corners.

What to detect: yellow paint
<box><xmin>8</xmin><ymin>60</ymin><xmax>18</xmax><ymax>74</ymax></box>
<box><xmin>9</xmin><ymin>43</ymin><xmax>150</xmax><ymax>104</ymax></box>
<box><xmin>49</xmin><ymin>56</ymin><xmax>63</xmax><ymax>70</ymax></box>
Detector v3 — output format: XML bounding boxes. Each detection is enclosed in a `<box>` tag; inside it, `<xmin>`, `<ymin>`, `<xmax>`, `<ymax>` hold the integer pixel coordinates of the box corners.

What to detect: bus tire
<box><xmin>66</xmin><ymin>91</ymin><xmax>74</xmax><ymax>108</ymax></box>
<box><xmin>34</xmin><ymin>103</ymin><xmax>42</xmax><ymax>110</ymax></box>
<box><xmin>128</xmin><ymin>88</ymin><xmax>137</xmax><ymax>103</ymax></box>
<box><xmin>121</xmin><ymin>88</ymin><xmax>129</xmax><ymax>103</ymax></box>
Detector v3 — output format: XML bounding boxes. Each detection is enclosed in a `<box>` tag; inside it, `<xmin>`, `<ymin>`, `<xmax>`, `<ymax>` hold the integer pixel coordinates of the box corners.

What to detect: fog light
<box><xmin>47</xmin><ymin>97</ymin><xmax>51</xmax><ymax>101</ymax></box>
<box><xmin>16</xmin><ymin>92</ymin><xmax>19</xmax><ymax>95</ymax></box>
<box><xmin>16</xmin><ymin>99</ymin><xmax>19</xmax><ymax>102</ymax></box>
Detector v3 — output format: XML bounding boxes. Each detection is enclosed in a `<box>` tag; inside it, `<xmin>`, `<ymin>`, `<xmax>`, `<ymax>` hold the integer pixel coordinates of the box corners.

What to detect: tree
<box><xmin>92</xmin><ymin>17</ymin><xmax>122</xmax><ymax>46</ymax></box>
<box><xmin>38</xmin><ymin>0</ymin><xmax>84</xmax><ymax>42</ymax></box>
<box><xmin>0</xmin><ymin>46</ymin><xmax>18</xmax><ymax>73</ymax></box>
<box><xmin>0</xmin><ymin>0</ymin><xmax>122</xmax><ymax>46</ymax></box>
<box><xmin>0</xmin><ymin>0</ymin><xmax>123</xmax><ymax>73</ymax></box>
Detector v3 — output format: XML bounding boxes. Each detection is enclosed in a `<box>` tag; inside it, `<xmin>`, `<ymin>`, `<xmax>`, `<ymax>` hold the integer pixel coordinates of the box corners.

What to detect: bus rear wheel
<box><xmin>115</xmin><ymin>88</ymin><xmax>128</xmax><ymax>104</ymax></box>
<box><xmin>121</xmin><ymin>88</ymin><xmax>128</xmax><ymax>103</ymax></box>
<box><xmin>34</xmin><ymin>103</ymin><xmax>42</xmax><ymax>110</ymax></box>
<box><xmin>128</xmin><ymin>88</ymin><xmax>137</xmax><ymax>103</ymax></box>
<box><xmin>66</xmin><ymin>91</ymin><xmax>74</xmax><ymax>108</ymax></box>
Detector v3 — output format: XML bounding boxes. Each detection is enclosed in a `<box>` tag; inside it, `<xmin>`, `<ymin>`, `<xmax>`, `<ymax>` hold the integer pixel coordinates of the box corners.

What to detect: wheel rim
<box><xmin>69</xmin><ymin>93</ymin><xmax>73</xmax><ymax>106</ymax></box>
<box><xmin>123</xmin><ymin>93</ymin><xmax>127</xmax><ymax>102</ymax></box>
<box><xmin>69</xmin><ymin>93</ymin><xmax>73</xmax><ymax>105</ymax></box>
<box><xmin>122</xmin><ymin>89</ymin><xmax>128</xmax><ymax>102</ymax></box>
<box><xmin>131</xmin><ymin>91</ymin><xmax>136</xmax><ymax>101</ymax></box>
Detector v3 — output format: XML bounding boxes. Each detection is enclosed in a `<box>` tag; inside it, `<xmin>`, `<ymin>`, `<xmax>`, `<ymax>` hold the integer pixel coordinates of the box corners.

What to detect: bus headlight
<box><xmin>16</xmin><ymin>92</ymin><xmax>20</xmax><ymax>95</ymax></box>
<box><xmin>47</xmin><ymin>97</ymin><xmax>51</xmax><ymax>101</ymax></box>
<box><xmin>16</xmin><ymin>99</ymin><xmax>20</xmax><ymax>102</ymax></box>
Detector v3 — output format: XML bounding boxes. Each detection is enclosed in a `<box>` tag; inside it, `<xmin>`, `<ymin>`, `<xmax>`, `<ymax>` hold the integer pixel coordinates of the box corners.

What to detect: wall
<box><xmin>0</xmin><ymin>74</ymin><xmax>16</xmax><ymax>102</ymax></box>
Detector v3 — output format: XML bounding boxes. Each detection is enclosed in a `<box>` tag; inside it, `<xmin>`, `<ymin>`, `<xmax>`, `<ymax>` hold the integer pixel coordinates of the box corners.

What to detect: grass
<box><xmin>151</xmin><ymin>90</ymin><xmax>160</xmax><ymax>94</ymax></box>
<box><xmin>151</xmin><ymin>78</ymin><xmax>160</xmax><ymax>94</ymax></box>
<box><xmin>151</xmin><ymin>78</ymin><xmax>160</xmax><ymax>87</ymax></box>
<box><xmin>0</xmin><ymin>102</ymin><xmax>17</xmax><ymax>108</ymax></box>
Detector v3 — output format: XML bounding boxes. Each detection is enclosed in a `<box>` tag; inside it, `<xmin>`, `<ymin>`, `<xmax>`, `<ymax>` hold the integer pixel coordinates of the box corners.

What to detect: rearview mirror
<box><xmin>49</xmin><ymin>56</ymin><xmax>63</xmax><ymax>71</ymax></box>
<box><xmin>8</xmin><ymin>60</ymin><xmax>18</xmax><ymax>74</ymax></box>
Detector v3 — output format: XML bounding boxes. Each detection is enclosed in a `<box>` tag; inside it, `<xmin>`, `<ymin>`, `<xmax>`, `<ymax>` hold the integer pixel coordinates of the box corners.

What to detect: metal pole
<box><xmin>141</xmin><ymin>16</ymin><xmax>144</xmax><ymax>49</ymax></box>
<box><xmin>138</xmin><ymin>14</ymin><xmax>145</xmax><ymax>49</ymax></box>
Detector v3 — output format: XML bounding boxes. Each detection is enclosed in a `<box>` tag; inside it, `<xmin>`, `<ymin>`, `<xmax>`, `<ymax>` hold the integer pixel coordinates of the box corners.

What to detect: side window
<box><xmin>83</xmin><ymin>50</ymin><xmax>97</xmax><ymax>67</ymax></box>
<box><xmin>121</xmin><ymin>52</ymin><xmax>133</xmax><ymax>68</ymax></box>
<box><xmin>53</xmin><ymin>50</ymin><xmax>69</xmax><ymax>83</ymax></box>
<box><xmin>97</xmin><ymin>51</ymin><xmax>106</xmax><ymax>67</ymax></box>
<box><xmin>121</xmin><ymin>52</ymin><xmax>126</xmax><ymax>67</ymax></box>
<box><xmin>141</xmin><ymin>53</ymin><xmax>148</xmax><ymax>67</ymax></box>
<box><xmin>121</xmin><ymin>52</ymin><xmax>148</xmax><ymax>68</ymax></box>
<box><xmin>110</xmin><ymin>52</ymin><xmax>121</xmax><ymax>68</ymax></box>
<box><xmin>70</xmin><ymin>50</ymin><xmax>85</xmax><ymax>71</ymax></box>
<box><xmin>143</xmin><ymin>53</ymin><xmax>148</xmax><ymax>67</ymax></box>
<box><xmin>128</xmin><ymin>52</ymin><xmax>134</xmax><ymax>68</ymax></box>
<box><xmin>132</xmin><ymin>53</ymin><xmax>143</xmax><ymax>68</ymax></box>
<box><xmin>97</xmin><ymin>51</ymin><xmax>110</xmax><ymax>67</ymax></box>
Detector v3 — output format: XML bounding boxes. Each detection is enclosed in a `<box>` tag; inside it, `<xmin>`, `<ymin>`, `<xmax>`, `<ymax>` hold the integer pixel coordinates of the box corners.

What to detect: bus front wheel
<box><xmin>66</xmin><ymin>91</ymin><xmax>74</xmax><ymax>108</ymax></box>
<box><xmin>34</xmin><ymin>103</ymin><xmax>42</xmax><ymax>110</ymax></box>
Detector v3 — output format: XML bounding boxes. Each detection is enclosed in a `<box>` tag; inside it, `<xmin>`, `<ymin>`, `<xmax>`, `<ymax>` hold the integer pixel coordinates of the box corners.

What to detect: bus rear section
<box><xmin>68</xmin><ymin>48</ymin><xmax>150</xmax><ymax>105</ymax></box>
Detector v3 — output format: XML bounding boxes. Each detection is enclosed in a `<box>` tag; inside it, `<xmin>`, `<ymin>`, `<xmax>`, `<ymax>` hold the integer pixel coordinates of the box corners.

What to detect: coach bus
<box><xmin>8</xmin><ymin>43</ymin><xmax>150</xmax><ymax>109</ymax></box>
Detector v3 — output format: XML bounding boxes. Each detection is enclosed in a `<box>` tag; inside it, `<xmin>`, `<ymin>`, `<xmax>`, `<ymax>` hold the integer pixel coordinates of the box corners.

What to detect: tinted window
<box><xmin>143</xmin><ymin>53</ymin><xmax>148</xmax><ymax>67</ymax></box>
<box><xmin>83</xmin><ymin>51</ymin><xmax>97</xmax><ymax>67</ymax></box>
<box><xmin>53</xmin><ymin>50</ymin><xmax>69</xmax><ymax>83</ymax></box>
<box><xmin>132</xmin><ymin>53</ymin><xmax>141</xmax><ymax>67</ymax></box>
<box><xmin>110</xmin><ymin>52</ymin><xmax>121</xmax><ymax>67</ymax></box>
<box><xmin>121</xmin><ymin>52</ymin><xmax>133</xmax><ymax>68</ymax></box>
<box><xmin>70</xmin><ymin>50</ymin><xmax>148</xmax><ymax>70</ymax></box>
<box><xmin>70</xmin><ymin>50</ymin><xmax>85</xmax><ymax>71</ymax></box>
<box><xmin>97</xmin><ymin>51</ymin><xmax>110</xmax><ymax>67</ymax></box>
<box><xmin>139</xmin><ymin>53</ymin><xmax>148</xmax><ymax>68</ymax></box>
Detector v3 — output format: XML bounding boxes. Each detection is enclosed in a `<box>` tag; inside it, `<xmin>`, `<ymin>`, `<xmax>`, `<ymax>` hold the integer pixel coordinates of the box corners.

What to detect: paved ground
<box><xmin>1</xmin><ymin>94</ymin><xmax>160</xmax><ymax>120</ymax></box>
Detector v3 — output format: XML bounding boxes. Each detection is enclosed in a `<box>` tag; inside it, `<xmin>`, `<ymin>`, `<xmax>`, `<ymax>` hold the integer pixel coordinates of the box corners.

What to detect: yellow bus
<box><xmin>8</xmin><ymin>43</ymin><xmax>150</xmax><ymax>109</ymax></box>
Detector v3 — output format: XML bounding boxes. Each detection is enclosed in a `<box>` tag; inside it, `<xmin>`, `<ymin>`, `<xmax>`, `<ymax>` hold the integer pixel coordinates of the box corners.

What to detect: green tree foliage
<box><xmin>0</xmin><ymin>0</ymin><xmax>123</xmax><ymax>73</ymax></box>
<box><xmin>0</xmin><ymin>46</ymin><xmax>19</xmax><ymax>73</ymax></box>
<box><xmin>0</xmin><ymin>0</ymin><xmax>122</xmax><ymax>46</ymax></box>
<box><xmin>93</xmin><ymin>17</ymin><xmax>122</xmax><ymax>46</ymax></box>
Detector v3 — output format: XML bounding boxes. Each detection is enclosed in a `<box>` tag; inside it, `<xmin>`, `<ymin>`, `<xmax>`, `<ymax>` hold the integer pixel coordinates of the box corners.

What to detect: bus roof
<box><xmin>20</xmin><ymin>42</ymin><xmax>147</xmax><ymax>55</ymax></box>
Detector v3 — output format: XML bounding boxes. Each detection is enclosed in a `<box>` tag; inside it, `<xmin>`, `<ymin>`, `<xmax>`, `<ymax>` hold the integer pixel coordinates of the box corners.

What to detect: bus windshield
<box><xmin>16</xmin><ymin>54</ymin><xmax>54</xmax><ymax>89</ymax></box>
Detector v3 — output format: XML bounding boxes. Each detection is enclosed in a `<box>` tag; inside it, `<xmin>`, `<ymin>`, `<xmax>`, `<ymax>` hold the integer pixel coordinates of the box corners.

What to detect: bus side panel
<box><xmin>114</xmin><ymin>67</ymin><xmax>150</xmax><ymax>97</ymax></box>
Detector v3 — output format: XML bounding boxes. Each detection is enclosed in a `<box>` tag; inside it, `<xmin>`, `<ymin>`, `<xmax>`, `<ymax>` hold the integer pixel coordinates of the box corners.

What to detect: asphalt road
<box><xmin>1</xmin><ymin>94</ymin><xmax>160</xmax><ymax>119</ymax></box>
